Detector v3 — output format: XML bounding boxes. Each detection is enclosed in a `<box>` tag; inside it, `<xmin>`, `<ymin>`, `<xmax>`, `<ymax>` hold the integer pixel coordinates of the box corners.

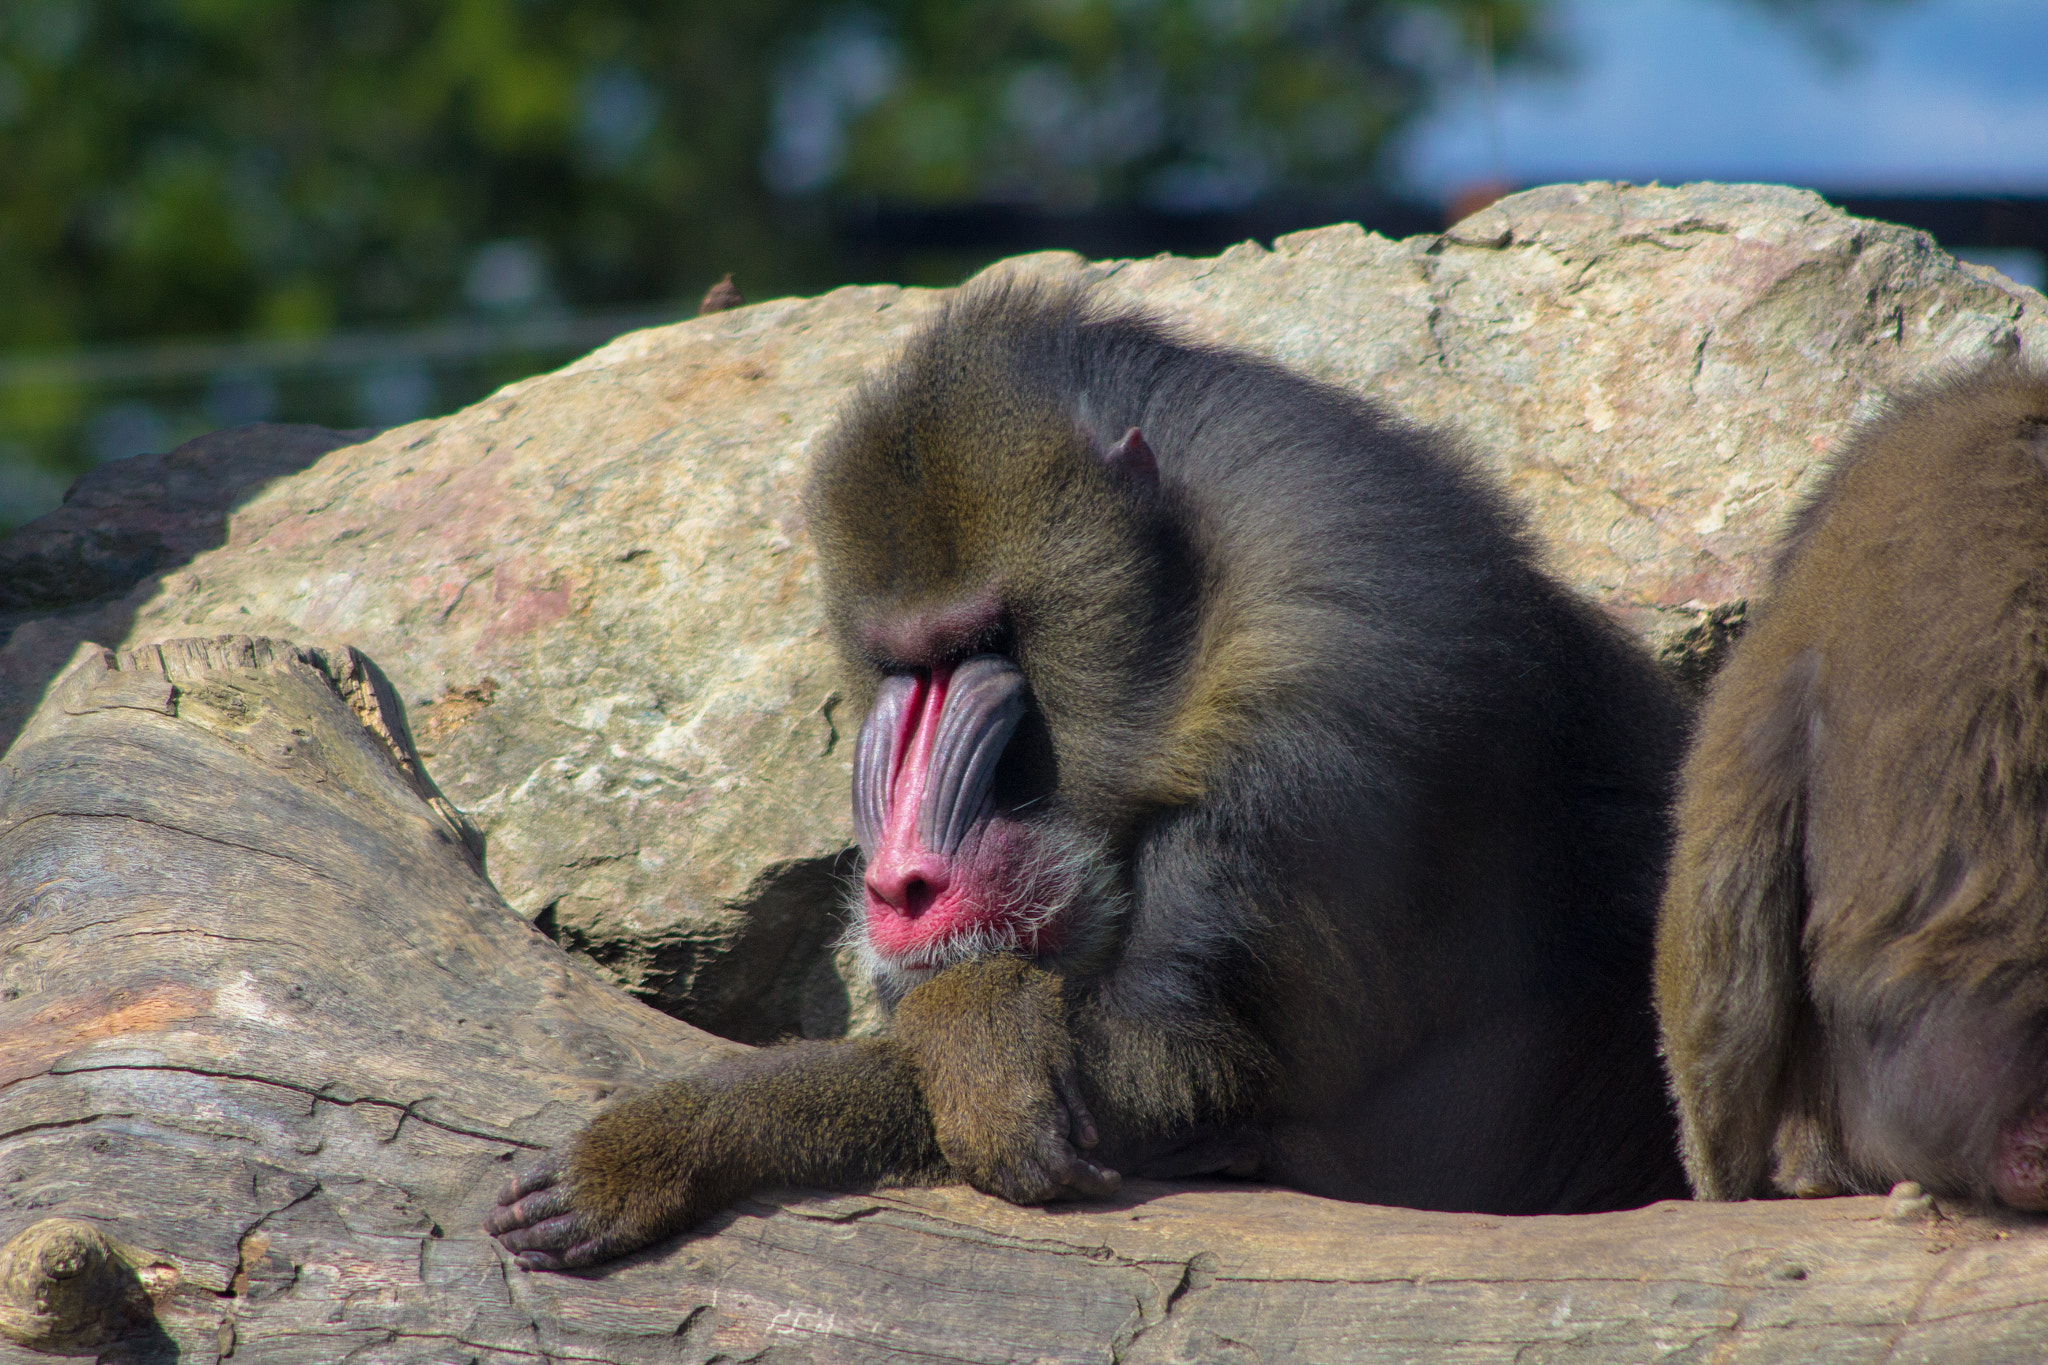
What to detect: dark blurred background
<box><xmin>1</xmin><ymin>0</ymin><xmax>2041</xmax><ymax>531</ymax></box>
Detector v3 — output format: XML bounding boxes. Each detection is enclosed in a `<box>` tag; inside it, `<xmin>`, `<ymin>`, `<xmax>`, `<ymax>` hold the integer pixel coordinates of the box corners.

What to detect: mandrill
<box><xmin>488</xmin><ymin>276</ymin><xmax>1690</xmax><ymax>1270</ymax></box>
<box><xmin>1659</xmin><ymin>359</ymin><xmax>2048</xmax><ymax>1210</ymax></box>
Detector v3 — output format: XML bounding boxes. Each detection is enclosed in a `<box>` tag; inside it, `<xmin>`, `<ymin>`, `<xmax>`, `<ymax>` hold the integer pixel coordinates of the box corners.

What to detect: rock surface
<box><xmin>2</xmin><ymin>181</ymin><xmax>2042</xmax><ymax>1037</ymax></box>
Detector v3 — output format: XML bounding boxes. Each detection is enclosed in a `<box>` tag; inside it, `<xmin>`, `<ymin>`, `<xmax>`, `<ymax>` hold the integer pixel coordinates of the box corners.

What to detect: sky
<box><xmin>1400</xmin><ymin>0</ymin><xmax>2048</xmax><ymax>198</ymax></box>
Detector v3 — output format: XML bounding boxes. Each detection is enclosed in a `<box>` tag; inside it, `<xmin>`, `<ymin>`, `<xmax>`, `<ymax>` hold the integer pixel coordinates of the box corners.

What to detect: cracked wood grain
<box><xmin>5</xmin><ymin>634</ymin><xmax>2048</xmax><ymax>1364</ymax></box>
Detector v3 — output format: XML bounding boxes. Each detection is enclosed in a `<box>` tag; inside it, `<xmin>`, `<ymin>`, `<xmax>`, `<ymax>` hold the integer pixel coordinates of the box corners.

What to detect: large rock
<box><xmin>3</xmin><ymin>181</ymin><xmax>2042</xmax><ymax>1038</ymax></box>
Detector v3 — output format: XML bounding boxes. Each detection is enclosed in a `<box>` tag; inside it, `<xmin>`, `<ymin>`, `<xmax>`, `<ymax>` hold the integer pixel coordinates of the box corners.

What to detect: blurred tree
<box><xmin>774</xmin><ymin>1</ymin><xmax>1546</xmax><ymax>212</ymax></box>
<box><xmin>0</xmin><ymin>0</ymin><xmax>1542</xmax><ymax>351</ymax></box>
<box><xmin>1731</xmin><ymin>0</ymin><xmax>1920</xmax><ymax>68</ymax></box>
<box><xmin>0</xmin><ymin>0</ymin><xmax>826</xmax><ymax>350</ymax></box>
<box><xmin>0</xmin><ymin>0</ymin><xmax>1552</xmax><ymax>524</ymax></box>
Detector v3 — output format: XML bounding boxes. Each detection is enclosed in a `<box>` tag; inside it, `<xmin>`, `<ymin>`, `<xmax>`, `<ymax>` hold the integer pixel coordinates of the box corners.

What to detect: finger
<box><xmin>484</xmin><ymin>1184</ymin><xmax>572</xmax><ymax>1235</ymax></box>
<box><xmin>1054</xmin><ymin>1153</ymin><xmax>1122</xmax><ymax>1201</ymax></box>
<box><xmin>484</xmin><ymin>1184</ymin><xmax>574</xmax><ymax>1236</ymax></box>
<box><xmin>512</xmin><ymin>1249</ymin><xmax>566</xmax><ymax>1273</ymax></box>
<box><xmin>494</xmin><ymin>1210</ymin><xmax>590</xmax><ymax>1254</ymax></box>
<box><xmin>495</xmin><ymin>1161</ymin><xmax>561</xmax><ymax>1207</ymax></box>
<box><xmin>1055</xmin><ymin>1068</ymin><xmax>1099</xmax><ymax>1148</ymax></box>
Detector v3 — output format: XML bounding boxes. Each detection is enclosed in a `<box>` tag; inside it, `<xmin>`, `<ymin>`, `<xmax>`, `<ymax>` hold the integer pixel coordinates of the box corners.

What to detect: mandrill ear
<box><xmin>1101</xmin><ymin>426</ymin><xmax>1159</xmax><ymax>489</ymax></box>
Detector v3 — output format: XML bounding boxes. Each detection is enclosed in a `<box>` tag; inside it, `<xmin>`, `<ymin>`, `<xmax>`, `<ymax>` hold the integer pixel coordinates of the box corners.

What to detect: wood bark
<box><xmin>3</xmin><ymin>635</ymin><xmax>2047</xmax><ymax>1365</ymax></box>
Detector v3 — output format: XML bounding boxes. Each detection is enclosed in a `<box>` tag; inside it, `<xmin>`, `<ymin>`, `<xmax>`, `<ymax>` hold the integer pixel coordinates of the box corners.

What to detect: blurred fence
<box><xmin>0</xmin><ymin>306</ymin><xmax>683</xmax><ymax>530</ymax></box>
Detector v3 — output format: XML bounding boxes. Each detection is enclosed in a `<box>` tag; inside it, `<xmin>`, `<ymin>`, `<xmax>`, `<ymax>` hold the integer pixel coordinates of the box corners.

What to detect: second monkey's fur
<box><xmin>1658</xmin><ymin>360</ymin><xmax>2048</xmax><ymax>1207</ymax></box>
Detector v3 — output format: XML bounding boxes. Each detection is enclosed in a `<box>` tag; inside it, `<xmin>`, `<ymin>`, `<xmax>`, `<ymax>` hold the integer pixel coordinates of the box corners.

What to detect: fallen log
<box><xmin>2</xmin><ymin>636</ymin><xmax>2045</xmax><ymax>1364</ymax></box>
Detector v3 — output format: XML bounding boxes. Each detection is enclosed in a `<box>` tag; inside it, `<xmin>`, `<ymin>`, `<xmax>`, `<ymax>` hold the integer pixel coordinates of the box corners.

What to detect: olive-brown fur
<box><xmin>489</xmin><ymin>278</ymin><xmax>1691</xmax><ymax>1270</ymax></box>
<box><xmin>486</xmin><ymin>1039</ymin><xmax>947</xmax><ymax>1270</ymax></box>
<box><xmin>1656</xmin><ymin>359</ymin><xmax>2048</xmax><ymax>1205</ymax></box>
<box><xmin>894</xmin><ymin>956</ymin><xmax>1119</xmax><ymax>1203</ymax></box>
<box><xmin>806</xmin><ymin>278</ymin><xmax>1688</xmax><ymax>1216</ymax></box>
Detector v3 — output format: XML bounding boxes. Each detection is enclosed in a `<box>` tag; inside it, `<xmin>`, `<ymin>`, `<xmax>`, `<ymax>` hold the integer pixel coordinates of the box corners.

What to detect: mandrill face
<box><xmin>802</xmin><ymin>284</ymin><xmax>1200</xmax><ymax>1002</ymax></box>
<box><xmin>852</xmin><ymin>654</ymin><xmax>1089</xmax><ymax>969</ymax></box>
<box><xmin>804</xmin><ymin>406</ymin><xmax>1172</xmax><ymax>998</ymax></box>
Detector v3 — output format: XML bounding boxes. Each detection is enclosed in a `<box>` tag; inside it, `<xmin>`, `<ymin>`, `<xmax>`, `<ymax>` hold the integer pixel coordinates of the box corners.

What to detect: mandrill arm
<box><xmin>486</xmin><ymin>957</ymin><xmax>1117</xmax><ymax>1271</ymax></box>
<box><xmin>892</xmin><ymin>956</ymin><xmax>1123</xmax><ymax>1205</ymax></box>
<box><xmin>487</xmin><ymin>1039</ymin><xmax>943</xmax><ymax>1271</ymax></box>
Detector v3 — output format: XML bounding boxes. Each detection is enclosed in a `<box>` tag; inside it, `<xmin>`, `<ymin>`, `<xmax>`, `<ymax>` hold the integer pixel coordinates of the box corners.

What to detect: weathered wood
<box><xmin>3</xmin><ymin>636</ymin><xmax>2047</xmax><ymax>1364</ymax></box>
<box><xmin>0</xmin><ymin>1219</ymin><xmax>167</xmax><ymax>1354</ymax></box>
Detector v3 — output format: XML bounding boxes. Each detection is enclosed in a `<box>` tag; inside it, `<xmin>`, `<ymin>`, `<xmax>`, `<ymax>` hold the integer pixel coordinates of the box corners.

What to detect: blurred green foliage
<box><xmin>0</xmin><ymin>0</ymin><xmax>1543</xmax><ymax>527</ymax></box>
<box><xmin>1</xmin><ymin>0</ymin><xmax>1543</xmax><ymax>345</ymax></box>
<box><xmin>0</xmin><ymin>0</ymin><xmax>819</xmax><ymax>348</ymax></box>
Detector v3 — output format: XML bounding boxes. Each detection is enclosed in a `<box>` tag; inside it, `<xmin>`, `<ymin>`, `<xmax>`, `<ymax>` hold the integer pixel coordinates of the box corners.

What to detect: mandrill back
<box><xmin>1658</xmin><ymin>360</ymin><xmax>2048</xmax><ymax>1209</ymax></box>
<box><xmin>807</xmin><ymin>278</ymin><xmax>1689</xmax><ymax>1215</ymax></box>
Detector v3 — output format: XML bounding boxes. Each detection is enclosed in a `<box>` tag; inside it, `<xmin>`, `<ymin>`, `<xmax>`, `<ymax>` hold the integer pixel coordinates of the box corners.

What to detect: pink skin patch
<box><xmin>862</xmin><ymin>663</ymin><xmax>1056</xmax><ymax>961</ymax></box>
<box><xmin>860</xmin><ymin>590</ymin><xmax>1003</xmax><ymax>669</ymax></box>
<box><xmin>1994</xmin><ymin>1112</ymin><xmax>2048</xmax><ymax>1210</ymax></box>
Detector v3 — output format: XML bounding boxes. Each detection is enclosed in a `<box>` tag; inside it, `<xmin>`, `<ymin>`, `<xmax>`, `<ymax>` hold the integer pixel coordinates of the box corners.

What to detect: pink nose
<box><xmin>864</xmin><ymin>849</ymin><xmax>952</xmax><ymax>917</ymax></box>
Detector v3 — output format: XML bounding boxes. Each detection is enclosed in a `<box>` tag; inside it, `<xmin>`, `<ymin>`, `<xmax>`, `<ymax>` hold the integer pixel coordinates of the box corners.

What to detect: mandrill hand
<box><xmin>485</xmin><ymin>1084</ymin><xmax>726</xmax><ymax>1272</ymax></box>
<box><xmin>484</xmin><ymin>1037</ymin><xmax>948</xmax><ymax>1272</ymax></box>
<box><xmin>894</xmin><ymin>956</ymin><xmax>1121</xmax><ymax>1204</ymax></box>
<box><xmin>485</xmin><ymin>1157</ymin><xmax>613</xmax><ymax>1273</ymax></box>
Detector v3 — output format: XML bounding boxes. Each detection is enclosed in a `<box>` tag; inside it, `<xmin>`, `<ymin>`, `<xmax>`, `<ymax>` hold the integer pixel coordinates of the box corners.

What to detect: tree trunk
<box><xmin>3</xmin><ymin>636</ymin><xmax>2044</xmax><ymax>1365</ymax></box>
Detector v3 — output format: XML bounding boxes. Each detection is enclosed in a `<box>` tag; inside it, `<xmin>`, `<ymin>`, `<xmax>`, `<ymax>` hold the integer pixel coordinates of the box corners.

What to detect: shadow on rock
<box><xmin>0</xmin><ymin>423</ymin><xmax>367</xmax><ymax>753</ymax></box>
